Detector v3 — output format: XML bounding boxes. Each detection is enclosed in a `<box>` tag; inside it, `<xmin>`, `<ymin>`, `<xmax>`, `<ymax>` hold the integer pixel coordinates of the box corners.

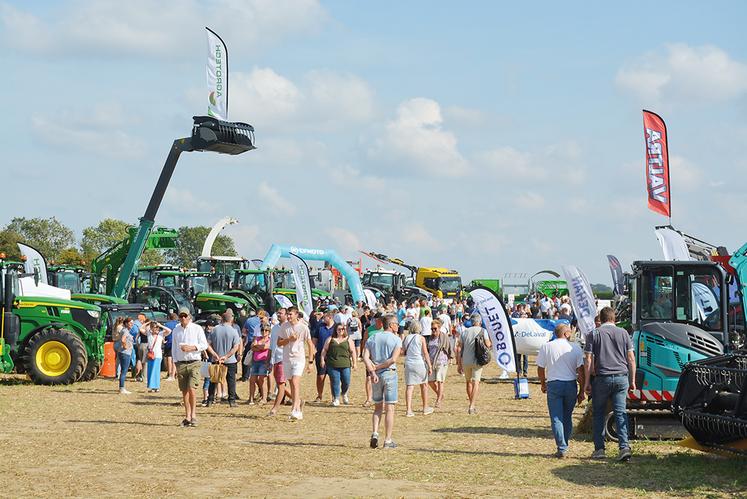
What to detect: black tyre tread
<box><xmin>79</xmin><ymin>358</ymin><xmax>101</xmax><ymax>382</ymax></box>
<box><xmin>24</xmin><ymin>329</ymin><xmax>88</xmax><ymax>385</ymax></box>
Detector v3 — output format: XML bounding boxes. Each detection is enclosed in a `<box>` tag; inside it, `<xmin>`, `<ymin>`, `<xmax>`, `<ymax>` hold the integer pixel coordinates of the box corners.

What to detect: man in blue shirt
<box><xmin>312</xmin><ymin>312</ymin><xmax>335</xmax><ymax>402</ymax></box>
<box><xmin>240</xmin><ymin>310</ymin><xmax>261</xmax><ymax>381</ymax></box>
<box><xmin>363</xmin><ymin>314</ymin><xmax>402</xmax><ymax>449</ymax></box>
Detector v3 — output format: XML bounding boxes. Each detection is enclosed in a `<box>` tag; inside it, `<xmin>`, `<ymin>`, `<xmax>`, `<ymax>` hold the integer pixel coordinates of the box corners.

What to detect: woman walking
<box><xmin>403</xmin><ymin>321</ymin><xmax>433</xmax><ymax>416</ymax></box>
<box><xmin>145</xmin><ymin>320</ymin><xmax>171</xmax><ymax>393</ymax></box>
<box><xmin>427</xmin><ymin>318</ymin><xmax>451</xmax><ymax>408</ymax></box>
<box><xmin>114</xmin><ymin>317</ymin><xmax>135</xmax><ymax>394</ymax></box>
<box><xmin>321</xmin><ymin>322</ymin><xmax>357</xmax><ymax>406</ymax></box>
<box><xmin>248</xmin><ymin>323</ymin><xmax>271</xmax><ymax>404</ymax></box>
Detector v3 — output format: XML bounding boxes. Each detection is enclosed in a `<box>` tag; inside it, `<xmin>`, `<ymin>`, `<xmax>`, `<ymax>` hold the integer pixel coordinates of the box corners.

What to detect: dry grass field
<box><xmin>1</xmin><ymin>361</ymin><xmax>745</xmax><ymax>498</ymax></box>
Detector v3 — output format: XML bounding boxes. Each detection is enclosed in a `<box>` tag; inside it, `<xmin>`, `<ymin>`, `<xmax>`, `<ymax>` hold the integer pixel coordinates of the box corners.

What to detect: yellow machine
<box><xmin>361</xmin><ymin>252</ymin><xmax>462</xmax><ymax>300</ymax></box>
<box><xmin>415</xmin><ymin>267</ymin><xmax>462</xmax><ymax>300</ymax></box>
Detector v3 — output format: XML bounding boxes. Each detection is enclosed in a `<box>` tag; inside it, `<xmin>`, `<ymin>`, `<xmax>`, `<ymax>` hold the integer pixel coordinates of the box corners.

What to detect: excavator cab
<box><xmin>629</xmin><ymin>261</ymin><xmax>728</xmax><ymax>410</ymax></box>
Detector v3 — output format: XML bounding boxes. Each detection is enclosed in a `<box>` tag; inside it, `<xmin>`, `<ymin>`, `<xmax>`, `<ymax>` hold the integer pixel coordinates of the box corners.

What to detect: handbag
<box><xmin>146</xmin><ymin>334</ymin><xmax>157</xmax><ymax>360</ymax></box>
<box><xmin>474</xmin><ymin>328</ymin><xmax>492</xmax><ymax>366</ymax></box>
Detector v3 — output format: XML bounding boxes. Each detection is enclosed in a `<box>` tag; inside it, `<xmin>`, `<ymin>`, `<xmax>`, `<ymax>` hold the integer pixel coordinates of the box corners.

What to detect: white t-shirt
<box><xmin>269</xmin><ymin>323</ymin><xmax>284</xmax><ymax>365</ymax></box>
<box><xmin>280</xmin><ymin>321</ymin><xmax>310</xmax><ymax>364</ymax></box>
<box><xmin>419</xmin><ymin>316</ymin><xmax>433</xmax><ymax>337</ymax></box>
<box><xmin>438</xmin><ymin>313</ymin><xmax>452</xmax><ymax>335</ymax></box>
<box><xmin>536</xmin><ymin>338</ymin><xmax>584</xmax><ymax>382</ymax></box>
<box><xmin>146</xmin><ymin>331</ymin><xmax>165</xmax><ymax>358</ymax></box>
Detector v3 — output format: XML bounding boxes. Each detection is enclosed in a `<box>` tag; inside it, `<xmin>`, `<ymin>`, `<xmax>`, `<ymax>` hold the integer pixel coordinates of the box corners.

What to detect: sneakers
<box><xmin>289</xmin><ymin>410</ymin><xmax>303</xmax><ymax>421</ymax></box>
<box><xmin>406</xmin><ymin>411</ymin><xmax>415</xmax><ymax>417</ymax></box>
<box><xmin>189</xmin><ymin>418</ymin><xmax>198</xmax><ymax>427</ymax></box>
<box><xmin>228</xmin><ymin>401</ymin><xmax>237</xmax><ymax>408</ymax></box>
<box><xmin>423</xmin><ymin>407</ymin><xmax>434</xmax><ymax>415</ymax></box>
<box><xmin>201</xmin><ymin>399</ymin><xmax>211</xmax><ymax>407</ymax></box>
<box><xmin>467</xmin><ymin>407</ymin><xmax>477</xmax><ymax>415</ymax></box>
<box><xmin>370</xmin><ymin>432</ymin><xmax>379</xmax><ymax>449</ymax></box>
<box><xmin>554</xmin><ymin>450</ymin><xmax>567</xmax><ymax>459</ymax></box>
<box><xmin>618</xmin><ymin>447</ymin><xmax>632</xmax><ymax>462</ymax></box>
<box><xmin>181</xmin><ymin>419</ymin><xmax>191</xmax><ymax>427</ymax></box>
<box><xmin>119</xmin><ymin>388</ymin><xmax>131</xmax><ymax>394</ymax></box>
<box><xmin>332</xmin><ymin>398</ymin><xmax>340</xmax><ymax>407</ymax></box>
<box><xmin>591</xmin><ymin>449</ymin><xmax>606</xmax><ymax>459</ymax></box>
<box><xmin>342</xmin><ymin>394</ymin><xmax>350</xmax><ymax>405</ymax></box>
<box><xmin>383</xmin><ymin>440</ymin><xmax>397</xmax><ymax>449</ymax></box>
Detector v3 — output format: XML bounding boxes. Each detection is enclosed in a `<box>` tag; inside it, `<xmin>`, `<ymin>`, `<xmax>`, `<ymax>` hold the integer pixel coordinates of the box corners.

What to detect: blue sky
<box><xmin>2</xmin><ymin>0</ymin><xmax>746</xmax><ymax>285</ymax></box>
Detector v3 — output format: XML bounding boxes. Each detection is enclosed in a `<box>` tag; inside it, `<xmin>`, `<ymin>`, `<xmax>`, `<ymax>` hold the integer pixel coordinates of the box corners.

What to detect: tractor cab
<box><xmin>629</xmin><ymin>261</ymin><xmax>728</xmax><ymax>408</ymax></box>
<box><xmin>196</xmin><ymin>256</ymin><xmax>247</xmax><ymax>292</ymax></box>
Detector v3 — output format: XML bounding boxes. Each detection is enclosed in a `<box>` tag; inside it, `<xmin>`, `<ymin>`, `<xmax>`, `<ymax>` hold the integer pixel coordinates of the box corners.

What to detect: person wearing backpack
<box><xmin>456</xmin><ymin>312</ymin><xmax>492</xmax><ymax>415</ymax></box>
<box><xmin>347</xmin><ymin>311</ymin><xmax>363</xmax><ymax>353</ymax></box>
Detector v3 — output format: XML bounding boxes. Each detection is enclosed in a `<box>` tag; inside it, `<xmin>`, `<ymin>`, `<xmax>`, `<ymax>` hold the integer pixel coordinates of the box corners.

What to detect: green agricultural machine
<box><xmin>132</xmin><ymin>265</ymin><xmax>249</xmax><ymax>319</ymax></box>
<box><xmin>0</xmin><ymin>258</ymin><xmax>106</xmax><ymax>384</ymax></box>
<box><xmin>47</xmin><ymin>264</ymin><xmax>127</xmax><ymax>306</ymax></box>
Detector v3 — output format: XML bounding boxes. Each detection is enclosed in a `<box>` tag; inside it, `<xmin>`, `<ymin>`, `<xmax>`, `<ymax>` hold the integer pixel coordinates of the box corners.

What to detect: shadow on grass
<box><xmin>127</xmin><ymin>400</ymin><xmax>182</xmax><ymax>407</ymax></box>
<box><xmin>243</xmin><ymin>440</ymin><xmax>349</xmax><ymax>449</ymax></box>
<box><xmin>433</xmin><ymin>426</ymin><xmax>549</xmax><ymax>438</ymax></box>
<box><xmin>66</xmin><ymin>419</ymin><xmax>174</xmax><ymax>427</ymax></box>
<box><xmin>0</xmin><ymin>378</ymin><xmax>34</xmax><ymax>386</ymax></box>
<box><xmin>414</xmin><ymin>447</ymin><xmax>550</xmax><ymax>458</ymax></box>
<box><xmin>552</xmin><ymin>451</ymin><xmax>747</xmax><ymax>494</ymax></box>
<box><xmin>52</xmin><ymin>388</ymin><xmax>120</xmax><ymax>395</ymax></box>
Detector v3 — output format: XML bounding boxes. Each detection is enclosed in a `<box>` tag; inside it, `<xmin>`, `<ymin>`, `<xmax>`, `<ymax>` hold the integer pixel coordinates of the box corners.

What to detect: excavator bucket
<box><xmin>191</xmin><ymin>116</ymin><xmax>255</xmax><ymax>155</ymax></box>
<box><xmin>672</xmin><ymin>352</ymin><xmax>747</xmax><ymax>456</ymax></box>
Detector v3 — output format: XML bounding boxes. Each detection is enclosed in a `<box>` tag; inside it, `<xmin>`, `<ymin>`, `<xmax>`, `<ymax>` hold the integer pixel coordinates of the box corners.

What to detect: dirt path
<box><xmin>0</xmin><ymin>362</ymin><xmax>744</xmax><ymax>498</ymax></box>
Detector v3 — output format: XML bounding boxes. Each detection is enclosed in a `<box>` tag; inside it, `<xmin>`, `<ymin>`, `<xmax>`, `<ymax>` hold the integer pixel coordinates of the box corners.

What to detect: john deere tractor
<box><xmin>1</xmin><ymin>258</ymin><xmax>105</xmax><ymax>384</ymax></box>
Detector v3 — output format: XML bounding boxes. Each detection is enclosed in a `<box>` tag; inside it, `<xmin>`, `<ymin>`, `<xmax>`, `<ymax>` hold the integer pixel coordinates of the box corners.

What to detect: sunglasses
<box><xmin>431</xmin><ymin>327</ymin><xmax>439</xmax><ymax>331</ymax></box>
<box><xmin>178</xmin><ymin>313</ymin><xmax>189</xmax><ymax>318</ymax></box>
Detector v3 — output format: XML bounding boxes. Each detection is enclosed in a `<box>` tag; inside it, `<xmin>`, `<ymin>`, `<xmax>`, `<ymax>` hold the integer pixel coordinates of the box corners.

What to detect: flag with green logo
<box><xmin>206</xmin><ymin>27</ymin><xmax>228</xmax><ymax>120</ymax></box>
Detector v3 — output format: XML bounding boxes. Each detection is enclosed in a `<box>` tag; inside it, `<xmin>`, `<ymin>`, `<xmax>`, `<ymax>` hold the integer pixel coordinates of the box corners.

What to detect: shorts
<box><xmin>286</xmin><ymin>359</ymin><xmax>305</xmax><ymax>378</ymax></box>
<box><xmin>272</xmin><ymin>363</ymin><xmax>286</xmax><ymax>384</ymax></box>
<box><xmin>136</xmin><ymin>342</ymin><xmax>148</xmax><ymax>363</ymax></box>
<box><xmin>176</xmin><ymin>361</ymin><xmax>202</xmax><ymax>391</ymax></box>
<box><xmin>463</xmin><ymin>364</ymin><xmax>483</xmax><ymax>382</ymax></box>
<box><xmin>163</xmin><ymin>345</ymin><xmax>172</xmax><ymax>358</ymax></box>
<box><xmin>372</xmin><ymin>369</ymin><xmax>398</xmax><ymax>404</ymax></box>
<box><xmin>250</xmin><ymin>360</ymin><xmax>269</xmax><ymax>377</ymax></box>
<box><xmin>429</xmin><ymin>363</ymin><xmax>448</xmax><ymax>383</ymax></box>
<box><xmin>315</xmin><ymin>355</ymin><xmax>328</xmax><ymax>376</ymax></box>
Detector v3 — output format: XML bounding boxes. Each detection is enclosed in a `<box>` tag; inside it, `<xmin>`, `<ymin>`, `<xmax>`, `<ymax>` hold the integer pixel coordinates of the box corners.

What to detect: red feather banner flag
<box><xmin>642</xmin><ymin>110</ymin><xmax>671</xmax><ymax>218</ymax></box>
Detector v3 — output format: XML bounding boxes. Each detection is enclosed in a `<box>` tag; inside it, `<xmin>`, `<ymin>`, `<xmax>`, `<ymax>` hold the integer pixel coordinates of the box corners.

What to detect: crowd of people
<box><xmin>109</xmin><ymin>292</ymin><xmax>636</xmax><ymax>461</ymax></box>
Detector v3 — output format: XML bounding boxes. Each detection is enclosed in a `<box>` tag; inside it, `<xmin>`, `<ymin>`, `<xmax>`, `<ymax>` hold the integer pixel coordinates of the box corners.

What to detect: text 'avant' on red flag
<box><xmin>643</xmin><ymin>109</ymin><xmax>671</xmax><ymax>218</ymax></box>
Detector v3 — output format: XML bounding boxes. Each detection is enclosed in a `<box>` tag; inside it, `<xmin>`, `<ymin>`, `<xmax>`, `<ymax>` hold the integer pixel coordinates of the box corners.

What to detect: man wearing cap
<box><xmin>171</xmin><ymin>307</ymin><xmax>209</xmax><ymax>427</ymax></box>
<box><xmin>456</xmin><ymin>312</ymin><xmax>492</xmax><ymax>415</ymax></box>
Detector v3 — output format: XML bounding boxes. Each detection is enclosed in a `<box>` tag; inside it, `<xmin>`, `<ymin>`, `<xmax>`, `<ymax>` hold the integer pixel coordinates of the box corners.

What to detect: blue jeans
<box><xmin>592</xmin><ymin>374</ymin><xmax>630</xmax><ymax>451</ymax></box>
<box><xmin>117</xmin><ymin>352</ymin><xmax>131</xmax><ymax>389</ymax></box>
<box><xmin>546</xmin><ymin>380</ymin><xmax>577</xmax><ymax>452</ymax></box>
<box><xmin>328</xmin><ymin>366</ymin><xmax>351</xmax><ymax>399</ymax></box>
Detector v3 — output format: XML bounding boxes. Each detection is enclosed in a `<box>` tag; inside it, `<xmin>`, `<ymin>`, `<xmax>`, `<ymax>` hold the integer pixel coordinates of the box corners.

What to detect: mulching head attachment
<box><xmin>191</xmin><ymin>116</ymin><xmax>256</xmax><ymax>155</ymax></box>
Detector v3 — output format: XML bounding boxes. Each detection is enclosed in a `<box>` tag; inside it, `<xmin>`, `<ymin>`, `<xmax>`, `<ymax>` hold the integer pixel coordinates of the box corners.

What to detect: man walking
<box><xmin>268</xmin><ymin>308</ymin><xmax>291</xmax><ymax>416</ymax></box>
<box><xmin>312</xmin><ymin>311</ymin><xmax>335</xmax><ymax>402</ymax></box>
<box><xmin>456</xmin><ymin>312</ymin><xmax>492</xmax><ymax>414</ymax></box>
<box><xmin>277</xmin><ymin>307</ymin><xmax>314</xmax><ymax>421</ymax></box>
<box><xmin>537</xmin><ymin>324</ymin><xmax>585</xmax><ymax>458</ymax></box>
<box><xmin>206</xmin><ymin>311</ymin><xmax>241</xmax><ymax>408</ymax></box>
<box><xmin>171</xmin><ymin>307</ymin><xmax>208</xmax><ymax>427</ymax></box>
<box><xmin>363</xmin><ymin>314</ymin><xmax>402</xmax><ymax>449</ymax></box>
<box><xmin>583</xmin><ymin>306</ymin><xmax>636</xmax><ymax>461</ymax></box>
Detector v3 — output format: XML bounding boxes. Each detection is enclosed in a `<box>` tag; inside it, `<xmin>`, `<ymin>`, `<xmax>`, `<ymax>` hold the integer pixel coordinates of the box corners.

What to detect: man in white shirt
<box><xmin>268</xmin><ymin>308</ymin><xmax>291</xmax><ymax>416</ymax></box>
<box><xmin>437</xmin><ymin>306</ymin><xmax>452</xmax><ymax>336</ymax></box>
<box><xmin>171</xmin><ymin>307</ymin><xmax>209</xmax><ymax>427</ymax></box>
<box><xmin>277</xmin><ymin>306</ymin><xmax>314</xmax><ymax>421</ymax></box>
<box><xmin>536</xmin><ymin>323</ymin><xmax>585</xmax><ymax>458</ymax></box>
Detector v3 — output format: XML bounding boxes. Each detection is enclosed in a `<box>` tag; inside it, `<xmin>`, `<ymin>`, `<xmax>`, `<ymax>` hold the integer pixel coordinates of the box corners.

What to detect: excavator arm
<box><xmin>360</xmin><ymin>251</ymin><xmax>418</xmax><ymax>277</ymax></box>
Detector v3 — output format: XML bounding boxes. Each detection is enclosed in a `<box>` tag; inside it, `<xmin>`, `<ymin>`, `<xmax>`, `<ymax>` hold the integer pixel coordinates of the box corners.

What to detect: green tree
<box><xmin>164</xmin><ymin>226</ymin><xmax>237</xmax><ymax>268</ymax></box>
<box><xmin>57</xmin><ymin>247</ymin><xmax>86</xmax><ymax>266</ymax></box>
<box><xmin>4</xmin><ymin>217</ymin><xmax>76</xmax><ymax>262</ymax></box>
<box><xmin>0</xmin><ymin>229</ymin><xmax>22</xmax><ymax>260</ymax></box>
<box><xmin>81</xmin><ymin>218</ymin><xmax>131</xmax><ymax>262</ymax></box>
<box><xmin>140</xmin><ymin>248</ymin><xmax>164</xmax><ymax>267</ymax></box>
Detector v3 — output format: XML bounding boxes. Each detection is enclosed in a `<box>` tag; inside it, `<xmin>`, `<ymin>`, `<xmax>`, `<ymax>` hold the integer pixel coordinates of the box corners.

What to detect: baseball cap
<box><xmin>178</xmin><ymin>307</ymin><xmax>191</xmax><ymax>317</ymax></box>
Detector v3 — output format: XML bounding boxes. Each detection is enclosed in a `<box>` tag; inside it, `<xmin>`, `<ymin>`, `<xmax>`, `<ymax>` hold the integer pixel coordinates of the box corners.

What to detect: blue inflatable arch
<box><xmin>260</xmin><ymin>244</ymin><xmax>365</xmax><ymax>304</ymax></box>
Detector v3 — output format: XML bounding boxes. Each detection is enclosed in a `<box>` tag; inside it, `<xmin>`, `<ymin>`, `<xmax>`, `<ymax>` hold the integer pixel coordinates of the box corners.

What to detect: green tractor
<box><xmin>47</xmin><ymin>264</ymin><xmax>127</xmax><ymax>306</ymax></box>
<box><xmin>132</xmin><ymin>265</ymin><xmax>249</xmax><ymax>319</ymax></box>
<box><xmin>0</xmin><ymin>258</ymin><xmax>106</xmax><ymax>384</ymax></box>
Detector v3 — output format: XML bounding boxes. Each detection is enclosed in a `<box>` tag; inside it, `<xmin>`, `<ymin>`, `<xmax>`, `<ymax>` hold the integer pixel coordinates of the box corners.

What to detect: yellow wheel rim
<box><xmin>36</xmin><ymin>341</ymin><xmax>72</xmax><ymax>377</ymax></box>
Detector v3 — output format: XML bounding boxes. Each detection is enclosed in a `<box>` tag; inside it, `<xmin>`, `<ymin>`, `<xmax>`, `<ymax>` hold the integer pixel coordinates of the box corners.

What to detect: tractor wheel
<box><xmin>79</xmin><ymin>358</ymin><xmax>101</xmax><ymax>382</ymax></box>
<box><xmin>24</xmin><ymin>329</ymin><xmax>88</xmax><ymax>385</ymax></box>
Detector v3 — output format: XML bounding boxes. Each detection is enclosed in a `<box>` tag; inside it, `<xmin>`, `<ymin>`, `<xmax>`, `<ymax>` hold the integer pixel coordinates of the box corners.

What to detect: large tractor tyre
<box><xmin>79</xmin><ymin>358</ymin><xmax>101</xmax><ymax>382</ymax></box>
<box><xmin>604</xmin><ymin>411</ymin><xmax>620</xmax><ymax>442</ymax></box>
<box><xmin>24</xmin><ymin>329</ymin><xmax>88</xmax><ymax>385</ymax></box>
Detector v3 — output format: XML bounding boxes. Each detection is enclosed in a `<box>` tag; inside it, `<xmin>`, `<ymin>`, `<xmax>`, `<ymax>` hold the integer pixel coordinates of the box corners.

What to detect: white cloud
<box><xmin>478</xmin><ymin>146</ymin><xmax>540</xmax><ymax>179</ymax></box>
<box><xmin>306</xmin><ymin>70</ymin><xmax>374</xmax><ymax>124</ymax></box>
<box><xmin>477</xmin><ymin>140</ymin><xmax>586</xmax><ymax>184</ymax></box>
<box><xmin>164</xmin><ymin>186</ymin><xmax>214</xmax><ymax>215</ymax></box>
<box><xmin>31</xmin><ymin>112</ymin><xmax>147</xmax><ymax>159</ymax></box>
<box><xmin>443</xmin><ymin>106</ymin><xmax>487</xmax><ymax>128</ymax></box>
<box><xmin>224</xmin><ymin>224</ymin><xmax>264</xmax><ymax>258</ymax></box>
<box><xmin>231</xmin><ymin>68</ymin><xmax>302</xmax><ymax>126</ymax></box>
<box><xmin>515</xmin><ymin>191</ymin><xmax>546</xmax><ymax>209</ymax></box>
<box><xmin>370</xmin><ymin>98</ymin><xmax>469</xmax><ymax>177</ymax></box>
<box><xmin>669</xmin><ymin>155</ymin><xmax>703</xmax><ymax>192</ymax></box>
<box><xmin>616</xmin><ymin>44</ymin><xmax>747</xmax><ymax>105</ymax></box>
<box><xmin>401</xmin><ymin>223</ymin><xmax>443</xmax><ymax>250</ymax></box>
<box><xmin>325</xmin><ymin>227</ymin><xmax>361</xmax><ymax>254</ymax></box>
<box><xmin>0</xmin><ymin>0</ymin><xmax>327</xmax><ymax>59</ymax></box>
<box><xmin>328</xmin><ymin>164</ymin><xmax>387</xmax><ymax>192</ymax></box>
<box><xmin>258</xmin><ymin>181</ymin><xmax>296</xmax><ymax>216</ymax></box>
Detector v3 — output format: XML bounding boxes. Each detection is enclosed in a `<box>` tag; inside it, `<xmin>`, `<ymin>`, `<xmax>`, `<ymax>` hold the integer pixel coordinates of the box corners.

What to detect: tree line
<box><xmin>0</xmin><ymin>217</ymin><xmax>237</xmax><ymax>270</ymax></box>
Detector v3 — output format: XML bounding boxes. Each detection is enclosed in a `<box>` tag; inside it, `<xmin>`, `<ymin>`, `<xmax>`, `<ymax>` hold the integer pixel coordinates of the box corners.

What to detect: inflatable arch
<box><xmin>261</xmin><ymin>244</ymin><xmax>364</xmax><ymax>304</ymax></box>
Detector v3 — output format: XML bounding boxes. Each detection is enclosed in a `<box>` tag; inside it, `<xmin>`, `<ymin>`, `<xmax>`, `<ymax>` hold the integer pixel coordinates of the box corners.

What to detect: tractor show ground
<box><xmin>1</xmin><ymin>363</ymin><xmax>745</xmax><ymax>499</ymax></box>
